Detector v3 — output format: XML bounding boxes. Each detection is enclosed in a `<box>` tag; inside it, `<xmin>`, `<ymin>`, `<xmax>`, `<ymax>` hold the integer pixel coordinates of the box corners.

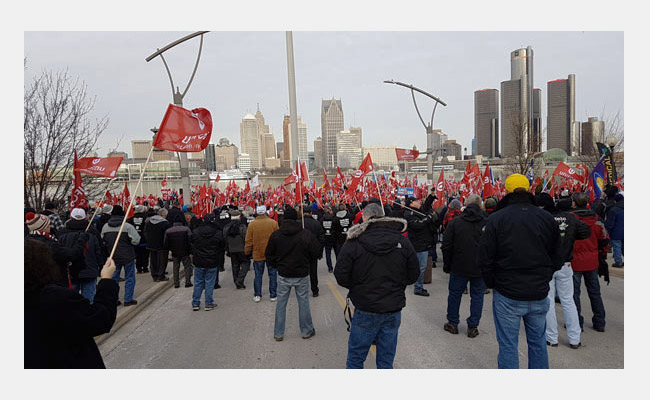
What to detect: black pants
<box><xmin>334</xmin><ymin>242</ymin><xmax>344</xmax><ymax>257</ymax></box>
<box><xmin>309</xmin><ymin>259</ymin><xmax>319</xmax><ymax>294</ymax></box>
<box><xmin>149</xmin><ymin>249</ymin><xmax>169</xmax><ymax>280</ymax></box>
<box><xmin>135</xmin><ymin>246</ymin><xmax>149</xmax><ymax>272</ymax></box>
<box><xmin>230</xmin><ymin>252</ymin><xmax>250</xmax><ymax>288</ymax></box>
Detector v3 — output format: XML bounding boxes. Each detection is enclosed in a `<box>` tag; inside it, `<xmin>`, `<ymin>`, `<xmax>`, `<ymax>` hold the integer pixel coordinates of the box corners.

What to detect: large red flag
<box><xmin>70</xmin><ymin>150</ymin><xmax>88</xmax><ymax>211</ymax></box>
<box><xmin>552</xmin><ymin>162</ymin><xmax>586</xmax><ymax>182</ymax></box>
<box><xmin>346</xmin><ymin>153</ymin><xmax>374</xmax><ymax>195</ymax></box>
<box><xmin>75</xmin><ymin>156</ymin><xmax>123</xmax><ymax>178</ymax></box>
<box><xmin>433</xmin><ymin>170</ymin><xmax>445</xmax><ymax>209</ymax></box>
<box><xmin>461</xmin><ymin>161</ymin><xmax>472</xmax><ymax>186</ymax></box>
<box><xmin>153</xmin><ymin>104</ymin><xmax>213</xmax><ymax>152</ymax></box>
<box><xmin>122</xmin><ymin>182</ymin><xmax>134</xmax><ymax>218</ymax></box>
<box><xmin>482</xmin><ymin>164</ymin><xmax>496</xmax><ymax>199</ymax></box>
<box><xmin>395</xmin><ymin>148</ymin><xmax>420</xmax><ymax>161</ymax></box>
<box><xmin>323</xmin><ymin>170</ymin><xmax>331</xmax><ymax>190</ymax></box>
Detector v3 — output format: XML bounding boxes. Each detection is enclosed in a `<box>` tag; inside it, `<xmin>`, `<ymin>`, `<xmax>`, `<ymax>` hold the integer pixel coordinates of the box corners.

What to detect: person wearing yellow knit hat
<box><xmin>477</xmin><ymin>172</ymin><xmax>562</xmax><ymax>369</ymax></box>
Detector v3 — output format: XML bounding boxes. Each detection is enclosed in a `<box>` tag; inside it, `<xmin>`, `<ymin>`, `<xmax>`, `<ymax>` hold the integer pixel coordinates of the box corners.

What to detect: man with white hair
<box><xmin>245</xmin><ymin>205</ymin><xmax>279</xmax><ymax>302</ymax></box>
<box><xmin>335</xmin><ymin>203</ymin><xmax>420</xmax><ymax>368</ymax></box>
<box><xmin>441</xmin><ymin>194</ymin><xmax>488</xmax><ymax>338</ymax></box>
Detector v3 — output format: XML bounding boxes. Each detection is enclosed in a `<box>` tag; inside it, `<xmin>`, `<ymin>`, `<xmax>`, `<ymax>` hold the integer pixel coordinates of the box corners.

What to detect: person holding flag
<box><xmin>404</xmin><ymin>192</ymin><xmax>438</xmax><ymax>297</ymax></box>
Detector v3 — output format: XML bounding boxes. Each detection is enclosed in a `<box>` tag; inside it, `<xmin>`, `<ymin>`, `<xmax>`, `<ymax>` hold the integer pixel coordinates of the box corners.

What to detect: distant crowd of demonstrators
<box><xmin>24</xmin><ymin>178</ymin><xmax>623</xmax><ymax>369</ymax></box>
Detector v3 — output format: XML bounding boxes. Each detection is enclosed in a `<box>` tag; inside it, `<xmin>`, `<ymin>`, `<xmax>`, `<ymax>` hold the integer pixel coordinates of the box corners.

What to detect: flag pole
<box><xmin>372</xmin><ymin>169</ymin><xmax>385</xmax><ymax>216</ymax></box>
<box><xmin>385</xmin><ymin>198</ymin><xmax>427</xmax><ymax>217</ymax></box>
<box><xmin>85</xmin><ymin>177</ymin><xmax>116</xmax><ymax>232</ymax></box>
<box><xmin>108</xmin><ymin>145</ymin><xmax>154</xmax><ymax>261</ymax></box>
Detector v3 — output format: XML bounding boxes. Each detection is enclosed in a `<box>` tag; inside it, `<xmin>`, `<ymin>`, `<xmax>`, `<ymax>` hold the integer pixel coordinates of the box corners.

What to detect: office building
<box><xmin>238</xmin><ymin>153</ymin><xmax>251</xmax><ymax>172</ymax></box>
<box><xmin>277</xmin><ymin>142</ymin><xmax>284</xmax><ymax>161</ymax></box>
<box><xmin>474</xmin><ymin>89</ymin><xmax>499</xmax><ymax>157</ymax></box>
<box><xmin>132</xmin><ymin>140</ymin><xmax>152</xmax><ymax>160</ymax></box>
<box><xmin>321</xmin><ymin>98</ymin><xmax>344</xmax><ymax>169</ymax></box>
<box><xmin>288</xmin><ymin>116</ymin><xmax>308</xmax><ymax>162</ymax></box>
<box><xmin>547</xmin><ymin>74</ymin><xmax>576</xmax><ymax>154</ymax></box>
<box><xmin>362</xmin><ymin>145</ymin><xmax>397</xmax><ymax>170</ymax></box>
<box><xmin>337</xmin><ymin>129</ymin><xmax>362</xmax><ymax>169</ymax></box>
<box><xmin>240</xmin><ymin>113</ymin><xmax>261</xmax><ymax>169</ymax></box>
<box><xmin>214</xmin><ymin>138</ymin><xmax>239</xmax><ymax>171</ymax></box>
<box><xmin>205</xmin><ymin>144</ymin><xmax>216</xmax><ymax>171</ymax></box>
<box><xmin>442</xmin><ymin>139</ymin><xmax>463</xmax><ymax>160</ymax></box>
<box><xmin>500</xmin><ymin>46</ymin><xmax>541</xmax><ymax>157</ymax></box>
<box><xmin>263</xmin><ymin>133</ymin><xmax>276</xmax><ymax>159</ymax></box>
<box><xmin>581</xmin><ymin>117</ymin><xmax>605</xmax><ymax>155</ymax></box>
<box><xmin>108</xmin><ymin>150</ymin><xmax>128</xmax><ymax>159</ymax></box>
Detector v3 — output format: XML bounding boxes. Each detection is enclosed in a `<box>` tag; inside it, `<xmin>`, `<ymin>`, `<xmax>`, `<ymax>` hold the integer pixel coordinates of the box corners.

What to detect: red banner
<box><xmin>552</xmin><ymin>162</ymin><xmax>586</xmax><ymax>182</ymax></box>
<box><xmin>153</xmin><ymin>104</ymin><xmax>213</xmax><ymax>152</ymax></box>
<box><xmin>75</xmin><ymin>156</ymin><xmax>123</xmax><ymax>178</ymax></box>
<box><xmin>70</xmin><ymin>151</ymin><xmax>88</xmax><ymax>210</ymax></box>
<box><xmin>395</xmin><ymin>148</ymin><xmax>420</xmax><ymax>161</ymax></box>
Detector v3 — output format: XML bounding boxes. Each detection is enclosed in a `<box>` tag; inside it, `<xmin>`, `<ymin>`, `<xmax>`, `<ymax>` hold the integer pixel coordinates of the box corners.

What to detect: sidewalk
<box><xmin>96</xmin><ymin>259</ymin><xmax>183</xmax><ymax>345</ymax></box>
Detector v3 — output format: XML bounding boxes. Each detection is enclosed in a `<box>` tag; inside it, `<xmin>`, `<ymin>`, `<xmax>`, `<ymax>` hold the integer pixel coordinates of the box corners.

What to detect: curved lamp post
<box><xmin>383</xmin><ymin>80</ymin><xmax>446</xmax><ymax>183</ymax></box>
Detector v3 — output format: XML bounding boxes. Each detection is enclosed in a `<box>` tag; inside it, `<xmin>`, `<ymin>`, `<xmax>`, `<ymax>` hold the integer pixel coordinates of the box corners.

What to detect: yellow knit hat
<box><xmin>505</xmin><ymin>174</ymin><xmax>530</xmax><ymax>193</ymax></box>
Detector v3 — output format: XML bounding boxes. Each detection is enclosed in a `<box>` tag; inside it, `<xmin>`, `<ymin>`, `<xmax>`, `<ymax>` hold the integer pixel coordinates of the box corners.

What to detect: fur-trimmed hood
<box><xmin>346</xmin><ymin>216</ymin><xmax>407</xmax><ymax>240</ymax></box>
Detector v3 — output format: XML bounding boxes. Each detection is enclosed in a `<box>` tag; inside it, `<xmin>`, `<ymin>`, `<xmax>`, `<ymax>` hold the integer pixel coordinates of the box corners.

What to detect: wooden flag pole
<box><xmin>385</xmin><ymin>198</ymin><xmax>427</xmax><ymax>217</ymax></box>
<box><xmin>372</xmin><ymin>169</ymin><xmax>385</xmax><ymax>216</ymax></box>
<box><xmin>85</xmin><ymin>177</ymin><xmax>116</xmax><ymax>232</ymax></box>
<box><xmin>108</xmin><ymin>146</ymin><xmax>154</xmax><ymax>261</ymax></box>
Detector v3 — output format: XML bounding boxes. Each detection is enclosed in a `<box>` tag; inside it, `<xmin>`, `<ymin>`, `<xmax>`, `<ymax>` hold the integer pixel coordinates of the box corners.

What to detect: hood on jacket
<box><xmin>107</xmin><ymin>215</ymin><xmax>125</xmax><ymax>227</ymax></box>
<box><xmin>336</xmin><ymin>210</ymin><xmax>349</xmax><ymax>218</ymax></box>
<box><xmin>496</xmin><ymin>191</ymin><xmax>537</xmax><ymax>212</ymax></box>
<box><xmin>64</xmin><ymin>218</ymin><xmax>88</xmax><ymax>231</ymax></box>
<box><xmin>279</xmin><ymin>219</ymin><xmax>303</xmax><ymax>236</ymax></box>
<box><xmin>148</xmin><ymin>215</ymin><xmax>167</xmax><ymax>224</ymax></box>
<box><xmin>346</xmin><ymin>217</ymin><xmax>408</xmax><ymax>255</ymax></box>
<box><xmin>460</xmin><ymin>203</ymin><xmax>486</xmax><ymax>222</ymax></box>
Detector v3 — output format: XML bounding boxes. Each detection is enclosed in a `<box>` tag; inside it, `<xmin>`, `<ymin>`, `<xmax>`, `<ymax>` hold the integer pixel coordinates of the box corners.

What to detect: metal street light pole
<box><xmin>146</xmin><ymin>31</ymin><xmax>208</xmax><ymax>206</ymax></box>
<box><xmin>286</xmin><ymin>32</ymin><xmax>300</xmax><ymax>167</ymax></box>
<box><xmin>384</xmin><ymin>80</ymin><xmax>446</xmax><ymax>183</ymax></box>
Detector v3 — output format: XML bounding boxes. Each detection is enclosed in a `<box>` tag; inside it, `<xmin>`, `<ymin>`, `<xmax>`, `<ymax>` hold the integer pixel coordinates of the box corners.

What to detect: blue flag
<box><xmin>589</xmin><ymin>155</ymin><xmax>607</xmax><ymax>201</ymax></box>
<box><xmin>525</xmin><ymin>159</ymin><xmax>534</xmax><ymax>185</ymax></box>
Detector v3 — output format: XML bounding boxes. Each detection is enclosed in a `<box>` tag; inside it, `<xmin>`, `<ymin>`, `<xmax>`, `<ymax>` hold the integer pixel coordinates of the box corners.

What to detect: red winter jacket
<box><xmin>571</xmin><ymin>208</ymin><xmax>609</xmax><ymax>272</ymax></box>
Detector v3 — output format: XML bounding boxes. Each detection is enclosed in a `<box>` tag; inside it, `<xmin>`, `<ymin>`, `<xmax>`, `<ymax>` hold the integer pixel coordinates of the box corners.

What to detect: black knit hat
<box><xmin>284</xmin><ymin>206</ymin><xmax>298</xmax><ymax>220</ymax></box>
<box><xmin>111</xmin><ymin>204</ymin><xmax>125</xmax><ymax>216</ymax></box>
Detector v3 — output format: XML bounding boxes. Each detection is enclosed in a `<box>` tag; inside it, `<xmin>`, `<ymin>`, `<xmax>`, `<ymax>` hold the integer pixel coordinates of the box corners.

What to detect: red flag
<box><xmin>395</xmin><ymin>148</ymin><xmax>420</xmax><ymax>161</ymax></box>
<box><xmin>215</xmin><ymin>173</ymin><xmax>220</xmax><ymax>183</ymax></box>
<box><xmin>346</xmin><ymin>153</ymin><xmax>374</xmax><ymax>195</ymax></box>
<box><xmin>552</xmin><ymin>162</ymin><xmax>586</xmax><ymax>183</ymax></box>
<box><xmin>153</xmin><ymin>104</ymin><xmax>213</xmax><ymax>152</ymax></box>
<box><xmin>161</xmin><ymin>176</ymin><xmax>167</xmax><ymax>187</ymax></box>
<box><xmin>482</xmin><ymin>164</ymin><xmax>496</xmax><ymax>199</ymax></box>
<box><xmin>75</xmin><ymin>156</ymin><xmax>123</xmax><ymax>178</ymax></box>
<box><xmin>461</xmin><ymin>161</ymin><xmax>472</xmax><ymax>186</ymax></box>
<box><xmin>70</xmin><ymin>150</ymin><xmax>88</xmax><ymax>211</ymax></box>
<box><xmin>122</xmin><ymin>182</ymin><xmax>134</xmax><ymax>218</ymax></box>
<box><xmin>433</xmin><ymin>170</ymin><xmax>445</xmax><ymax>209</ymax></box>
<box><xmin>323</xmin><ymin>170</ymin><xmax>331</xmax><ymax>190</ymax></box>
<box><xmin>300</xmin><ymin>161</ymin><xmax>309</xmax><ymax>182</ymax></box>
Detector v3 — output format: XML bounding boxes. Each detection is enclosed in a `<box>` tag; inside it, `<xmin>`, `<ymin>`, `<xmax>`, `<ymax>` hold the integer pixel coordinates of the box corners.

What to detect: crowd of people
<box><xmin>24</xmin><ymin>175</ymin><xmax>624</xmax><ymax>369</ymax></box>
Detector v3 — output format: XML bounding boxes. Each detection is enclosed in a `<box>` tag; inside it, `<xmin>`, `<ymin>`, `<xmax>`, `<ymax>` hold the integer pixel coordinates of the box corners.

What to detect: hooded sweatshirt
<box><xmin>441</xmin><ymin>203</ymin><xmax>487</xmax><ymax>277</ymax></box>
<box><xmin>101</xmin><ymin>216</ymin><xmax>140</xmax><ymax>266</ymax></box>
<box><xmin>143</xmin><ymin>215</ymin><xmax>170</xmax><ymax>250</ymax></box>
<box><xmin>265</xmin><ymin>219</ymin><xmax>321</xmax><ymax>278</ymax></box>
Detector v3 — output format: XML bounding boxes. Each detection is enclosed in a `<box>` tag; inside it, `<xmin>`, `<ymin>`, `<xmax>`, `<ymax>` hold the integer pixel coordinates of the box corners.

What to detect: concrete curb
<box><xmin>610</xmin><ymin>267</ymin><xmax>624</xmax><ymax>278</ymax></box>
<box><xmin>95</xmin><ymin>272</ymin><xmax>184</xmax><ymax>346</ymax></box>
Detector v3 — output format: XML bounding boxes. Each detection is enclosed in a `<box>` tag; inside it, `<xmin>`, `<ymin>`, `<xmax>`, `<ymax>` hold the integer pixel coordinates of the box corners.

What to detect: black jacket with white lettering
<box><xmin>335</xmin><ymin>217</ymin><xmax>420</xmax><ymax>313</ymax></box>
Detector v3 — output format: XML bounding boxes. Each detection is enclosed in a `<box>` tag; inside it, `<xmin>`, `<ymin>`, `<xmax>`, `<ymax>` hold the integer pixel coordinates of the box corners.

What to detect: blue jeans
<box><xmin>346</xmin><ymin>309</ymin><xmax>401</xmax><ymax>369</ymax></box>
<box><xmin>446</xmin><ymin>273</ymin><xmax>486</xmax><ymax>327</ymax></box>
<box><xmin>192</xmin><ymin>266</ymin><xmax>217</xmax><ymax>307</ymax></box>
<box><xmin>492</xmin><ymin>290</ymin><xmax>550</xmax><ymax>369</ymax></box>
<box><xmin>546</xmin><ymin>263</ymin><xmax>581</xmax><ymax>346</ymax></box>
<box><xmin>72</xmin><ymin>278</ymin><xmax>97</xmax><ymax>304</ymax></box>
<box><xmin>253</xmin><ymin>260</ymin><xmax>277</xmax><ymax>298</ymax></box>
<box><xmin>324</xmin><ymin>245</ymin><xmax>334</xmax><ymax>271</ymax></box>
<box><xmin>112</xmin><ymin>261</ymin><xmax>136</xmax><ymax>302</ymax></box>
<box><xmin>274</xmin><ymin>275</ymin><xmax>314</xmax><ymax>338</ymax></box>
<box><xmin>414</xmin><ymin>251</ymin><xmax>428</xmax><ymax>292</ymax></box>
<box><xmin>573</xmin><ymin>269</ymin><xmax>606</xmax><ymax>330</ymax></box>
<box><xmin>611</xmin><ymin>239</ymin><xmax>623</xmax><ymax>265</ymax></box>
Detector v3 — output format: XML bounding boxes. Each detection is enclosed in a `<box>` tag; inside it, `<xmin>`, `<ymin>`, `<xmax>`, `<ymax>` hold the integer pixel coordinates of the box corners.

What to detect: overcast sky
<box><xmin>24</xmin><ymin>31</ymin><xmax>623</xmax><ymax>157</ymax></box>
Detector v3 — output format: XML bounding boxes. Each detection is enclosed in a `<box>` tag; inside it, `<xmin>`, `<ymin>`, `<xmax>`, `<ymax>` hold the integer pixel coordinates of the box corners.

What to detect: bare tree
<box><xmin>24</xmin><ymin>69</ymin><xmax>109</xmax><ymax>210</ymax></box>
<box><xmin>578</xmin><ymin>110</ymin><xmax>624</xmax><ymax>171</ymax></box>
<box><xmin>503</xmin><ymin>110</ymin><xmax>543</xmax><ymax>176</ymax></box>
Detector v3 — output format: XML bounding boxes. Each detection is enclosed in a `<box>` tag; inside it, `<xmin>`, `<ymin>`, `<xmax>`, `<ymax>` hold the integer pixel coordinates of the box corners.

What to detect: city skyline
<box><xmin>24</xmin><ymin>31</ymin><xmax>623</xmax><ymax>158</ymax></box>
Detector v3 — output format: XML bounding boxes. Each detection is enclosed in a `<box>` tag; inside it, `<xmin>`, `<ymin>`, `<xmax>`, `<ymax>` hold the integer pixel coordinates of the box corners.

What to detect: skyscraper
<box><xmin>336</xmin><ymin>129</ymin><xmax>362</xmax><ymax>169</ymax></box>
<box><xmin>547</xmin><ymin>74</ymin><xmax>576</xmax><ymax>154</ymax></box>
<box><xmin>215</xmin><ymin>138</ymin><xmax>238</xmax><ymax>171</ymax></box>
<box><xmin>288</xmin><ymin>116</ymin><xmax>308</xmax><ymax>162</ymax></box>
<box><xmin>263</xmin><ymin>133</ymin><xmax>276</xmax><ymax>159</ymax></box>
<box><xmin>240</xmin><ymin>114</ymin><xmax>260</xmax><ymax>169</ymax></box>
<box><xmin>204</xmin><ymin>144</ymin><xmax>216</xmax><ymax>171</ymax></box>
<box><xmin>474</xmin><ymin>89</ymin><xmax>499</xmax><ymax>157</ymax></box>
<box><xmin>282</xmin><ymin>115</ymin><xmax>291</xmax><ymax>168</ymax></box>
<box><xmin>500</xmin><ymin>46</ymin><xmax>541</xmax><ymax>157</ymax></box>
<box><xmin>581</xmin><ymin>117</ymin><xmax>605</xmax><ymax>155</ymax></box>
<box><xmin>321</xmin><ymin>98</ymin><xmax>344</xmax><ymax>169</ymax></box>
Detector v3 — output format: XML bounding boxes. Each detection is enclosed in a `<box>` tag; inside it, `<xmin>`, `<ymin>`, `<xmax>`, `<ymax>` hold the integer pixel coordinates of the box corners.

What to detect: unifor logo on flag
<box><xmin>75</xmin><ymin>156</ymin><xmax>123</xmax><ymax>177</ymax></box>
<box><xmin>153</xmin><ymin>104</ymin><xmax>213</xmax><ymax>152</ymax></box>
<box><xmin>395</xmin><ymin>148</ymin><xmax>420</xmax><ymax>161</ymax></box>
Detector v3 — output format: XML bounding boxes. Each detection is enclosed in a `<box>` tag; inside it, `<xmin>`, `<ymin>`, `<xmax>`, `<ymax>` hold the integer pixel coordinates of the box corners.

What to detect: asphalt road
<box><xmin>100</xmin><ymin>250</ymin><xmax>624</xmax><ymax>369</ymax></box>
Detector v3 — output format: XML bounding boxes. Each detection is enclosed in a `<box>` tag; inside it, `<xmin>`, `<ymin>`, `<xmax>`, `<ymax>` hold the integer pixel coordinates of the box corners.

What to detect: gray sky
<box><xmin>24</xmin><ymin>31</ymin><xmax>623</xmax><ymax>157</ymax></box>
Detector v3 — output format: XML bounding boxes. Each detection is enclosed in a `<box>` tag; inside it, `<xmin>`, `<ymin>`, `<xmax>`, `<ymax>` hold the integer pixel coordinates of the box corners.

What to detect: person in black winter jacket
<box><xmin>101</xmin><ymin>205</ymin><xmax>141</xmax><ymax>306</ymax></box>
<box><xmin>334</xmin><ymin>203</ymin><xmax>420</xmax><ymax>369</ymax></box>
<box><xmin>24</xmin><ymin>238</ymin><xmax>118</xmax><ymax>368</ymax></box>
<box><xmin>537</xmin><ymin>192</ymin><xmax>591</xmax><ymax>349</ymax></box>
<box><xmin>441</xmin><ymin>194</ymin><xmax>487</xmax><ymax>338</ymax></box>
<box><xmin>57</xmin><ymin>208</ymin><xmax>106</xmax><ymax>303</ymax></box>
<box><xmin>94</xmin><ymin>205</ymin><xmax>113</xmax><ymax>235</ymax></box>
<box><xmin>302</xmin><ymin>207</ymin><xmax>325</xmax><ymax>297</ymax></box>
<box><xmin>223</xmin><ymin>209</ymin><xmax>249</xmax><ymax>289</ymax></box>
<box><xmin>190</xmin><ymin>215</ymin><xmax>225</xmax><ymax>311</ymax></box>
<box><xmin>321</xmin><ymin>206</ymin><xmax>336</xmax><ymax>273</ymax></box>
<box><xmin>144</xmin><ymin>208</ymin><xmax>171</xmax><ymax>282</ymax></box>
<box><xmin>164</xmin><ymin>212</ymin><xmax>193</xmax><ymax>288</ymax></box>
<box><xmin>265</xmin><ymin>206</ymin><xmax>321</xmax><ymax>341</ymax></box>
<box><xmin>128</xmin><ymin>205</ymin><xmax>150</xmax><ymax>274</ymax></box>
<box><xmin>167</xmin><ymin>201</ymin><xmax>186</xmax><ymax>227</ymax></box>
<box><xmin>332</xmin><ymin>203</ymin><xmax>354</xmax><ymax>256</ymax></box>
<box><xmin>404</xmin><ymin>194</ymin><xmax>438</xmax><ymax>296</ymax></box>
<box><xmin>477</xmin><ymin>174</ymin><xmax>562</xmax><ymax>369</ymax></box>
